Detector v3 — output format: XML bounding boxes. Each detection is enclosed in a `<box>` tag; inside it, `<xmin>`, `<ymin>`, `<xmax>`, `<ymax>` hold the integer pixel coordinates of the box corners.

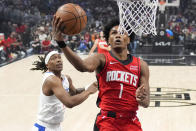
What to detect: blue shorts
<box><xmin>32</xmin><ymin>121</ymin><xmax>61</xmax><ymax>131</ymax></box>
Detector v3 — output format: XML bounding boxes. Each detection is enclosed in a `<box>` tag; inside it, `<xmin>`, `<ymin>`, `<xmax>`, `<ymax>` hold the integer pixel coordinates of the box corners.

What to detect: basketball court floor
<box><xmin>0</xmin><ymin>54</ymin><xmax>196</xmax><ymax>131</ymax></box>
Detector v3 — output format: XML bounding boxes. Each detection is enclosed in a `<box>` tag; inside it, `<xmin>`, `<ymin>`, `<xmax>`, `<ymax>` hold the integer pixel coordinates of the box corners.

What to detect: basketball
<box><xmin>55</xmin><ymin>3</ymin><xmax>87</xmax><ymax>35</ymax></box>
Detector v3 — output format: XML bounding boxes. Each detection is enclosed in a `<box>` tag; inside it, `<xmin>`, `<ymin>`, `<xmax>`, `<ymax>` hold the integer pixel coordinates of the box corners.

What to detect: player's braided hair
<box><xmin>103</xmin><ymin>18</ymin><xmax>135</xmax><ymax>43</ymax></box>
<box><xmin>31</xmin><ymin>53</ymin><xmax>48</xmax><ymax>73</ymax></box>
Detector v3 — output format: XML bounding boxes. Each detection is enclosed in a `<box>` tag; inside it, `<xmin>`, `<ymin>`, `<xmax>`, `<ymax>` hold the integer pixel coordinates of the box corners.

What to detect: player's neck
<box><xmin>51</xmin><ymin>70</ymin><xmax>61</xmax><ymax>78</ymax></box>
<box><xmin>111</xmin><ymin>49</ymin><xmax>128</xmax><ymax>60</ymax></box>
<box><xmin>100</xmin><ymin>37</ymin><xmax>104</xmax><ymax>41</ymax></box>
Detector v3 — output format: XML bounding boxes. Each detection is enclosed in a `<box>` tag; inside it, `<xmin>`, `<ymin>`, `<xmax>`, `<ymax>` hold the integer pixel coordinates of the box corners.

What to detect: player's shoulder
<box><xmin>45</xmin><ymin>75</ymin><xmax>61</xmax><ymax>86</ymax></box>
<box><xmin>140</xmin><ymin>59</ymin><xmax>148</xmax><ymax>66</ymax></box>
<box><xmin>140</xmin><ymin>59</ymin><xmax>149</xmax><ymax>72</ymax></box>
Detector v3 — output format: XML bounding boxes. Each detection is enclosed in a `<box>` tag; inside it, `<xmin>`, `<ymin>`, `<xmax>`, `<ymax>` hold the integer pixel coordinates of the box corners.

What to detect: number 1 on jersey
<box><xmin>119</xmin><ymin>83</ymin><xmax>123</xmax><ymax>98</ymax></box>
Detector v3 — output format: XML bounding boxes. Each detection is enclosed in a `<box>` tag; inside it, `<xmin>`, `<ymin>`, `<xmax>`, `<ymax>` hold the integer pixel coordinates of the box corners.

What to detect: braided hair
<box><xmin>31</xmin><ymin>53</ymin><xmax>48</xmax><ymax>73</ymax></box>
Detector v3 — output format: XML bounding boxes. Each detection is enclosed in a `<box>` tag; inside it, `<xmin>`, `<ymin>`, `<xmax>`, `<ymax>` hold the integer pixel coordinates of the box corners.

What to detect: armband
<box><xmin>56</xmin><ymin>41</ymin><xmax>67</xmax><ymax>48</ymax></box>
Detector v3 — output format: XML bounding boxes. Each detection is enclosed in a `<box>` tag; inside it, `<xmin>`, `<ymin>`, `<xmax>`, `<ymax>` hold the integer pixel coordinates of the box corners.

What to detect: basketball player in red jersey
<box><xmin>53</xmin><ymin>16</ymin><xmax>150</xmax><ymax>131</ymax></box>
<box><xmin>89</xmin><ymin>31</ymin><xmax>111</xmax><ymax>55</ymax></box>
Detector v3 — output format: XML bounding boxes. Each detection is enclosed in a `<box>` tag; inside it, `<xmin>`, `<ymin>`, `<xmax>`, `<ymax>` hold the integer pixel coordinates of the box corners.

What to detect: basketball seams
<box><xmin>81</xmin><ymin>15</ymin><xmax>87</xmax><ymax>25</ymax></box>
<box><xmin>55</xmin><ymin>3</ymin><xmax>87</xmax><ymax>35</ymax></box>
<box><xmin>58</xmin><ymin>10</ymin><xmax>86</xmax><ymax>22</ymax></box>
<box><xmin>80</xmin><ymin>10</ymin><xmax>87</xmax><ymax>25</ymax></box>
<box><xmin>69</xmin><ymin>4</ymin><xmax>82</xmax><ymax>34</ymax></box>
<box><xmin>58</xmin><ymin>9</ymin><xmax>78</xmax><ymax>34</ymax></box>
<box><xmin>81</xmin><ymin>15</ymin><xmax>87</xmax><ymax>30</ymax></box>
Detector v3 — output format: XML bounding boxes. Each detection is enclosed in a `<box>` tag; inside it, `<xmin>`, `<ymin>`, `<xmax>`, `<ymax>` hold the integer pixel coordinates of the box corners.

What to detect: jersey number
<box><xmin>119</xmin><ymin>83</ymin><xmax>123</xmax><ymax>98</ymax></box>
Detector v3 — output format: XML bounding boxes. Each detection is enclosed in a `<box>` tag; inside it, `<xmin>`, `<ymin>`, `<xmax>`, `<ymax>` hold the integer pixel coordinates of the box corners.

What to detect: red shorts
<box><xmin>94</xmin><ymin>110</ymin><xmax>142</xmax><ymax>131</ymax></box>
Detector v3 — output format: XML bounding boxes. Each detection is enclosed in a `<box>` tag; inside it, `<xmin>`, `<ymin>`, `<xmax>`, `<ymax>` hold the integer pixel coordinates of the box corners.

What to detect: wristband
<box><xmin>56</xmin><ymin>41</ymin><xmax>67</xmax><ymax>48</ymax></box>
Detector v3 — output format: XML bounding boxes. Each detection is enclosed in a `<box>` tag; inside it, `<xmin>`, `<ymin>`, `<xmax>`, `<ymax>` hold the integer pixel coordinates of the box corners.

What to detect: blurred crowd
<box><xmin>0</xmin><ymin>0</ymin><xmax>196</xmax><ymax>66</ymax></box>
<box><xmin>165</xmin><ymin>0</ymin><xmax>196</xmax><ymax>54</ymax></box>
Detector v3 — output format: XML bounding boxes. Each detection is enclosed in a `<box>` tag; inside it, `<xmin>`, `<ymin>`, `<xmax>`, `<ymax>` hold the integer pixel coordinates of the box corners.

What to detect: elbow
<box><xmin>143</xmin><ymin>103</ymin><xmax>149</xmax><ymax>108</ymax></box>
<box><xmin>76</xmin><ymin>67</ymin><xmax>86</xmax><ymax>72</ymax></box>
<box><xmin>67</xmin><ymin>105</ymin><xmax>74</xmax><ymax>108</ymax></box>
<box><xmin>139</xmin><ymin>103</ymin><xmax>149</xmax><ymax>108</ymax></box>
<box><xmin>65</xmin><ymin>103</ymin><xmax>74</xmax><ymax>108</ymax></box>
<box><xmin>74</xmin><ymin>64</ymin><xmax>87</xmax><ymax>72</ymax></box>
<box><xmin>64</xmin><ymin>100</ymin><xmax>75</xmax><ymax>108</ymax></box>
<box><xmin>138</xmin><ymin>100</ymin><xmax>150</xmax><ymax>108</ymax></box>
<box><xmin>76</xmin><ymin>66</ymin><xmax>94</xmax><ymax>72</ymax></box>
<box><xmin>142</xmin><ymin>101</ymin><xmax>150</xmax><ymax>108</ymax></box>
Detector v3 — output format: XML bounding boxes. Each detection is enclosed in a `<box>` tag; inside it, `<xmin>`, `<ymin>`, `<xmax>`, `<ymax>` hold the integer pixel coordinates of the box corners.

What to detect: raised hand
<box><xmin>52</xmin><ymin>15</ymin><xmax>64</xmax><ymax>41</ymax></box>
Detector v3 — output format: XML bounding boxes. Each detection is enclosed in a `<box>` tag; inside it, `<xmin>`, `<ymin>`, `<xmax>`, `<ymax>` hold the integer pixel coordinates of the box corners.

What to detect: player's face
<box><xmin>48</xmin><ymin>54</ymin><xmax>63</xmax><ymax>72</ymax></box>
<box><xmin>108</xmin><ymin>26</ymin><xmax>130</xmax><ymax>49</ymax></box>
<box><xmin>100</xmin><ymin>31</ymin><xmax>104</xmax><ymax>38</ymax></box>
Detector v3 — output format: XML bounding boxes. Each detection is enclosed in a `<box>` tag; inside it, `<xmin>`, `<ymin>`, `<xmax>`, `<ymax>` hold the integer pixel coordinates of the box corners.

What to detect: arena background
<box><xmin>0</xmin><ymin>0</ymin><xmax>196</xmax><ymax>131</ymax></box>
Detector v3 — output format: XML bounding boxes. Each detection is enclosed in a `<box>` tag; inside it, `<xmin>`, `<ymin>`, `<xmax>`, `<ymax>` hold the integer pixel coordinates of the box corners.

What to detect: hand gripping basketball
<box><xmin>55</xmin><ymin>3</ymin><xmax>87</xmax><ymax>35</ymax></box>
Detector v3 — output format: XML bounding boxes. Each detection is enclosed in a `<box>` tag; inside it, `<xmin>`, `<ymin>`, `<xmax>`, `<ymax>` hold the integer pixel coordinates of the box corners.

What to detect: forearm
<box><xmin>61</xmin><ymin>46</ymin><xmax>88</xmax><ymax>72</ymax></box>
<box><xmin>68</xmin><ymin>90</ymin><xmax>91</xmax><ymax>108</ymax></box>
<box><xmin>69</xmin><ymin>88</ymin><xmax>85</xmax><ymax>96</ymax></box>
<box><xmin>56</xmin><ymin>41</ymin><xmax>100</xmax><ymax>72</ymax></box>
<box><xmin>76</xmin><ymin>88</ymin><xmax>85</xmax><ymax>94</ymax></box>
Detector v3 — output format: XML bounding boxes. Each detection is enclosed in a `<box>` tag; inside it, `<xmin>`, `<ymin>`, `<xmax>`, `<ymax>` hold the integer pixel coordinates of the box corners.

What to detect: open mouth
<box><xmin>115</xmin><ymin>39</ymin><xmax>121</xmax><ymax>44</ymax></box>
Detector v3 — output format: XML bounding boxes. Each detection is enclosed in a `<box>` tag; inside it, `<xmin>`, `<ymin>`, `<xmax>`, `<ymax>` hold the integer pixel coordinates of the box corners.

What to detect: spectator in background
<box><xmin>70</xmin><ymin>35</ymin><xmax>78</xmax><ymax>51</ymax></box>
<box><xmin>77</xmin><ymin>36</ymin><xmax>88</xmax><ymax>53</ymax></box>
<box><xmin>0</xmin><ymin>34</ymin><xmax>8</xmax><ymax>62</ymax></box>
<box><xmin>89</xmin><ymin>31</ymin><xmax>110</xmax><ymax>55</ymax></box>
<box><xmin>41</xmin><ymin>36</ymin><xmax>51</xmax><ymax>53</ymax></box>
<box><xmin>38</xmin><ymin>26</ymin><xmax>47</xmax><ymax>43</ymax></box>
<box><xmin>90</xmin><ymin>31</ymin><xmax>98</xmax><ymax>44</ymax></box>
<box><xmin>31</xmin><ymin>35</ymin><xmax>41</xmax><ymax>54</ymax></box>
<box><xmin>178</xmin><ymin>31</ymin><xmax>185</xmax><ymax>45</ymax></box>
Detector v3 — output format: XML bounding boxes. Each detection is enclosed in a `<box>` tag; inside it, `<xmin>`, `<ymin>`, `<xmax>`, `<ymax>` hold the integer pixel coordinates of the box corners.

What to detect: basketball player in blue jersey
<box><xmin>31</xmin><ymin>50</ymin><xmax>98</xmax><ymax>131</ymax></box>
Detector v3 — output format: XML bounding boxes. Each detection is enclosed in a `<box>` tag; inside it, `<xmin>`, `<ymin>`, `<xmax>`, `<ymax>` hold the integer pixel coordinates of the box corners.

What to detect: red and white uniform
<box><xmin>94</xmin><ymin>52</ymin><xmax>142</xmax><ymax>131</ymax></box>
<box><xmin>97</xmin><ymin>39</ymin><xmax>108</xmax><ymax>54</ymax></box>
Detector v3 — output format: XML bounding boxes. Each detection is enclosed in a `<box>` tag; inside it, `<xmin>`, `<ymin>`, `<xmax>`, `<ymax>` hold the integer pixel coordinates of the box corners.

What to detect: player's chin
<box><xmin>113</xmin><ymin>45</ymin><xmax>125</xmax><ymax>50</ymax></box>
<box><xmin>56</xmin><ymin>66</ymin><xmax>63</xmax><ymax>71</ymax></box>
<box><xmin>113</xmin><ymin>43</ymin><xmax>123</xmax><ymax>48</ymax></box>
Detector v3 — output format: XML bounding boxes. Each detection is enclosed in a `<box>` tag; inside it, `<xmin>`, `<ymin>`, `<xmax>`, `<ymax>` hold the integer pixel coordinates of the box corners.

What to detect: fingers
<box><xmin>52</xmin><ymin>15</ymin><xmax>56</xmax><ymax>27</ymax></box>
<box><xmin>56</xmin><ymin>18</ymin><xmax>63</xmax><ymax>32</ymax></box>
<box><xmin>136</xmin><ymin>85</ymin><xmax>147</xmax><ymax>100</ymax></box>
<box><xmin>53</xmin><ymin>15</ymin><xmax>64</xmax><ymax>33</ymax></box>
<box><xmin>138</xmin><ymin>84</ymin><xmax>145</xmax><ymax>89</ymax></box>
<box><xmin>94</xmin><ymin>81</ymin><xmax>98</xmax><ymax>86</ymax></box>
<box><xmin>138</xmin><ymin>84</ymin><xmax>146</xmax><ymax>93</ymax></box>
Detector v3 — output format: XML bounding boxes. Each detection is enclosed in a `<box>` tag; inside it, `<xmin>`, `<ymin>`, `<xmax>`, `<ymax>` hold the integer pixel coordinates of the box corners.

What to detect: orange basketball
<box><xmin>55</xmin><ymin>3</ymin><xmax>87</xmax><ymax>35</ymax></box>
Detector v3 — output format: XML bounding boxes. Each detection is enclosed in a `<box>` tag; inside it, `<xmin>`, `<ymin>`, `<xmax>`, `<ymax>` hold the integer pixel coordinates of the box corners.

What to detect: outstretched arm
<box><xmin>45</xmin><ymin>76</ymin><xmax>98</xmax><ymax>108</ymax></box>
<box><xmin>61</xmin><ymin>45</ymin><xmax>104</xmax><ymax>72</ymax></box>
<box><xmin>66</xmin><ymin>75</ymin><xmax>85</xmax><ymax>96</ymax></box>
<box><xmin>136</xmin><ymin>60</ymin><xmax>150</xmax><ymax>108</ymax></box>
<box><xmin>52</xmin><ymin>16</ymin><xmax>105</xmax><ymax>73</ymax></box>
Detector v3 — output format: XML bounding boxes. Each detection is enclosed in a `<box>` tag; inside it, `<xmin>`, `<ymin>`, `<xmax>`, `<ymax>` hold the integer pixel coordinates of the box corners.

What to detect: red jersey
<box><xmin>96</xmin><ymin>52</ymin><xmax>141</xmax><ymax>112</ymax></box>
<box><xmin>97</xmin><ymin>39</ymin><xmax>108</xmax><ymax>54</ymax></box>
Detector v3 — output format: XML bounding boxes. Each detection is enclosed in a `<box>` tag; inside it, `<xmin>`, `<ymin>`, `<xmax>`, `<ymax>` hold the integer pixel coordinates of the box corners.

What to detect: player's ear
<box><xmin>126</xmin><ymin>36</ymin><xmax>130</xmax><ymax>45</ymax></box>
<box><xmin>45</xmin><ymin>64</ymin><xmax>49</xmax><ymax>69</ymax></box>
